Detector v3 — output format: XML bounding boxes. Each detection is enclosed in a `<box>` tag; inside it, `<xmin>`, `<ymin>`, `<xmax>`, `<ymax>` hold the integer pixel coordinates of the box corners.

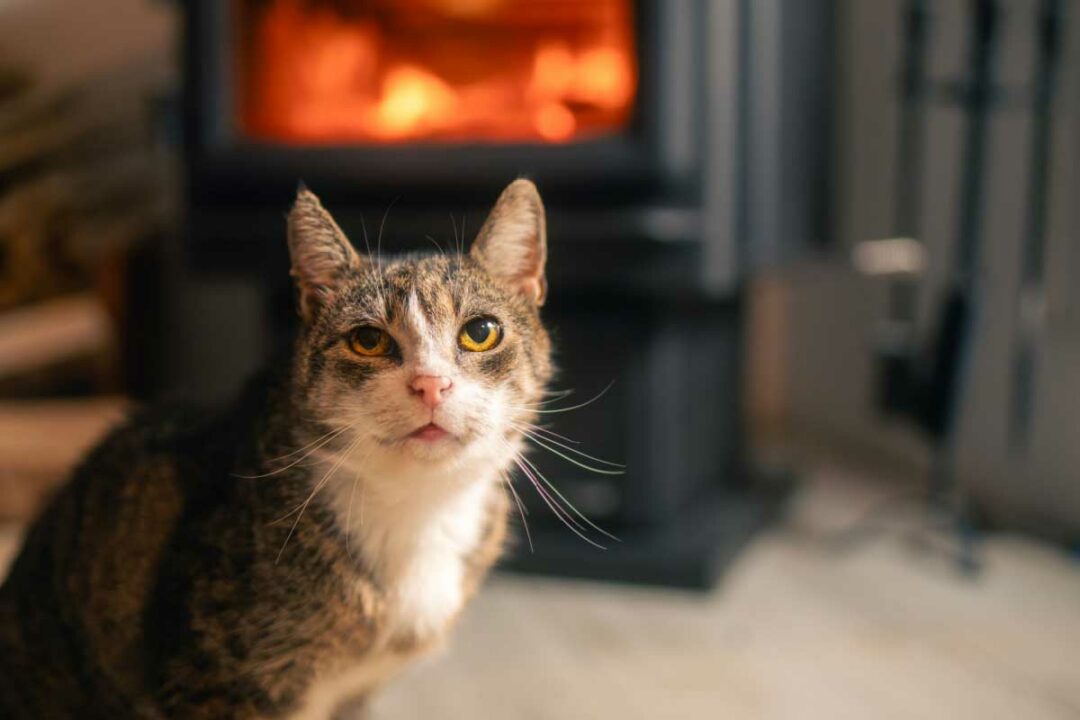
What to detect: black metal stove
<box><xmin>176</xmin><ymin>0</ymin><xmax>832</xmax><ymax>588</ymax></box>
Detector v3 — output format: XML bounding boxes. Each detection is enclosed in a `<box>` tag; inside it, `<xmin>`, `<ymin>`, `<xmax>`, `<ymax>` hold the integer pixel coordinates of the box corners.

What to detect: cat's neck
<box><xmin>319</xmin><ymin>450</ymin><xmax>500</xmax><ymax>642</ymax></box>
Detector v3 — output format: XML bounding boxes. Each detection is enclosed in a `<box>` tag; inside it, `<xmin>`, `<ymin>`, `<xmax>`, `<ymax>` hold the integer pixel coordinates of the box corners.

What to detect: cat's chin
<box><xmin>374</xmin><ymin>421</ymin><xmax>489</xmax><ymax>466</ymax></box>
<box><xmin>399</xmin><ymin>434</ymin><xmax>463</xmax><ymax>463</ymax></box>
<box><xmin>383</xmin><ymin>432</ymin><xmax>501</xmax><ymax>475</ymax></box>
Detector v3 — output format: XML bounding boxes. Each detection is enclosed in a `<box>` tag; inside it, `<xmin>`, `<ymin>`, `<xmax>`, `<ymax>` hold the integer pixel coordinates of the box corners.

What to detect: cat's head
<box><xmin>287</xmin><ymin>179</ymin><xmax>552</xmax><ymax>481</ymax></box>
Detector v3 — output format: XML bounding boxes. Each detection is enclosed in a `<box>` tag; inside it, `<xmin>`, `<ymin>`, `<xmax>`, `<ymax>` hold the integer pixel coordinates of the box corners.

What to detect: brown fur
<box><xmin>0</xmin><ymin>180</ymin><xmax>552</xmax><ymax>718</ymax></box>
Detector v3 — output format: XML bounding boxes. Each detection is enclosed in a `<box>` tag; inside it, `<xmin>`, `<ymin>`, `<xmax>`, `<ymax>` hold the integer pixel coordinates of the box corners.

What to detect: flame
<box><xmin>574</xmin><ymin>48</ymin><xmax>635</xmax><ymax>110</ymax></box>
<box><xmin>535</xmin><ymin>102</ymin><xmax>576</xmax><ymax>142</ymax></box>
<box><xmin>374</xmin><ymin>66</ymin><xmax>458</xmax><ymax>139</ymax></box>
<box><xmin>239</xmin><ymin>0</ymin><xmax>637</xmax><ymax>144</ymax></box>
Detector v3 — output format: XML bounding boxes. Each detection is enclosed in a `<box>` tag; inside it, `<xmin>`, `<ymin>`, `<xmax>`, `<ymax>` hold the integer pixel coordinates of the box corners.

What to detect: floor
<box><xmin>2</xmin><ymin>462</ymin><xmax>1079</xmax><ymax>720</ymax></box>
<box><xmin>373</xmin><ymin>464</ymin><xmax>1080</xmax><ymax>720</ymax></box>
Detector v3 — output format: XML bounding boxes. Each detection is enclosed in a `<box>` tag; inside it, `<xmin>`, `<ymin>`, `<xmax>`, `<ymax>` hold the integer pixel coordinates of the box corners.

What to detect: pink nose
<box><xmin>410</xmin><ymin>375</ymin><xmax>452</xmax><ymax>409</ymax></box>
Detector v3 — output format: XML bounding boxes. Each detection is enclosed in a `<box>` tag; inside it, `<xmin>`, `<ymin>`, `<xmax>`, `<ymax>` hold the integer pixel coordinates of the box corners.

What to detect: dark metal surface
<box><xmin>183</xmin><ymin>0</ymin><xmax>698</xmax><ymax>206</ymax></box>
<box><xmin>176</xmin><ymin>0</ymin><xmax>833</xmax><ymax>587</ymax></box>
<box><xmin>499</xmin><ymin>484</ymin><xmax>783</xmax><ymax>590</ymax></box>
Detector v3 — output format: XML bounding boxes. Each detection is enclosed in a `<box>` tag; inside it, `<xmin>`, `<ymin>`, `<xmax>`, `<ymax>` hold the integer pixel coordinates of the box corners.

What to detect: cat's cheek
<box><xmin>474</xmin><ymin>344</ymin><xmax>517</xmax><ymax>382</ymax></box>
<box><xmin>449</xmin><ymin>382</ymin><xmax>510</xmax><ymax>444</ymax></box>
<box><xmin>331</xmin><ymin>357</ymin><xmax>381</xmax><ymax>389</ymax></box>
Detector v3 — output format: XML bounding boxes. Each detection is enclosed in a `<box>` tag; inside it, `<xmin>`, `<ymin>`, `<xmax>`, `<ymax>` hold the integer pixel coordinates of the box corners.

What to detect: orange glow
<box><xmin>535</xmin><ymin>102</ymin><xmax>576</xmax><ymax>142</ymax></box>
<box><xmin>374</xmin><ymin>66</ymin><xmax>458</xmax><ymax>139</ymax></box>
<box><xmin>237</xmin><ymin>0</ymin><xmax>637</xmax><ymax>145</ymax></box>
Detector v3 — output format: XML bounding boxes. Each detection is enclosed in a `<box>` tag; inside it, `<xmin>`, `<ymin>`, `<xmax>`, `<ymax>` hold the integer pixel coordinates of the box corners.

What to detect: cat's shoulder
<box><xmin>70</xmin><ymin>404</ymin><xmax>221</xmax><ymax>481</ymax></box>
<box><xmin>76</xmin><ymin>361</ymin><xmax>286</xmax><ymax>483</ymax></box>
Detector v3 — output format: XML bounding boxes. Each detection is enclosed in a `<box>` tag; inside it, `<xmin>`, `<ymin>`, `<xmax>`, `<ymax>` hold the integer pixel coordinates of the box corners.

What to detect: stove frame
<box><xmin>177</xmin><ymin>0</ymin><xmax>832</xmax><ymax>587</ymax></box>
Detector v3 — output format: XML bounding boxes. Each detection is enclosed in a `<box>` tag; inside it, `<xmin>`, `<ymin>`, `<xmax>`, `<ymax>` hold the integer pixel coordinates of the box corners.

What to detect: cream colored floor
<box><xmin>373</xmin><ymin>465</ymin><xmax>1080</xmax><ymax>720</ymax></box>
<box><xmin>2</xmin><ymin>462</ymin><xmax>1078</xmax><ymax>720</ymax></box>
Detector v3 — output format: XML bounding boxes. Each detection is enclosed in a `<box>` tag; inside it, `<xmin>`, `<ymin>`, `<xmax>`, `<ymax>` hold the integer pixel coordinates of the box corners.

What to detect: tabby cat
<box><xmin>0</xmin><ymin>179</ymin><xmax>553</xmax><ymax>718</ymax></box>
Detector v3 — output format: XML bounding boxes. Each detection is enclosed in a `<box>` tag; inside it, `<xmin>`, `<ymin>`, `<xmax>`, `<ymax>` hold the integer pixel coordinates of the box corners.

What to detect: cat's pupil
<box><xmin>465</xmin><ymin>318</ymin><xmax>496</xmax><ymax>344</ymax></box>
<box><xmin>355</xmin><ymin>327</ymin><xmax>382</xmax><ymax>349</ymax></box>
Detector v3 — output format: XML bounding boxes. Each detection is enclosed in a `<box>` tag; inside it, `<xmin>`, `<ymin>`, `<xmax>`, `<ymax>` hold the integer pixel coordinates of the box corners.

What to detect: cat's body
<box><xmin>0</xmin><ymin>180</ymin><xmax>552</xmax><ymax>718</ymax></box>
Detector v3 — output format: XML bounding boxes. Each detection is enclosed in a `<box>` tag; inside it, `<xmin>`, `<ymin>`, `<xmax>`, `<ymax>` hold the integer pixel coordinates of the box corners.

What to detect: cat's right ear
<box><xmin>471</xmin><ymin>179</ymin><xmax>548</xmax><ymax>306</ymax></box>
<box><xmin>287</xmin><ymin>187</ymin><xmax>361</xmax><ymax>322</ymax></box>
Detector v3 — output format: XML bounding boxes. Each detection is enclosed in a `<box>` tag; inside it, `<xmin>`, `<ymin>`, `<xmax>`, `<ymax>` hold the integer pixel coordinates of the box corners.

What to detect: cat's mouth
<box><xmin>406</xmin><ymin>422</ymin><xmax>452</xmax><ymax>443</ymax></box>
<box><xmin>374</xmin><ymin>421</ymin><xmax>461</xmax><ymax>449</ymax></box>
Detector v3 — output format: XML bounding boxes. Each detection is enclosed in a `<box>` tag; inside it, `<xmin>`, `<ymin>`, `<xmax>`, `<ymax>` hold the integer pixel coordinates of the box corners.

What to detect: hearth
<box><xmin>177</xmin><ymin>0</ymin><xmax>832</xmax><ymax>587</ymax></box>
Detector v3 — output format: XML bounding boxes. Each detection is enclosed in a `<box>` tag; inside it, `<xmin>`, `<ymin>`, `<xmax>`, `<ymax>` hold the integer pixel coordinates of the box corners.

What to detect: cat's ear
<box><xmin>287</xmin><ymin>186</ymin><xmax>361</xmax><ymax>321</ymax></box>
<box><xmin>471</xmin><ymin>179</ymin><xmax>548</xmax><ymax>306</ymax></box>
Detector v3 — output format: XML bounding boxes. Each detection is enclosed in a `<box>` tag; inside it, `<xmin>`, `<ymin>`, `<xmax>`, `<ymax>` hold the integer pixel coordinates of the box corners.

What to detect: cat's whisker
<box><xmin>498</xmin><ymin>438</ymin><xmax>615</xmax><ymax>548</ymax></box>
<box><xmin>271</xmin><ymin>437</ymin><xmax>357</xmax><ymax>540</ymax></box>
<box><xmin>360</xmin><ymin>213</ymin><xmax>373</xmax><ymax>256</ymax></box>
<box><xmin>498</xmin><ymin>438</ymin><xmax>585</xmax><ymax>535</ymax></box>
<box><xmin>511</xmin><ymin>424</ymin><xmax>625</xmax><ymax>472</ymax></box>
<box><xmin>365</xmin><ymin>201</ymin><xmax>392</xmax><ymax>325</ymax></box>
<box><xmin>514</xmin><ymin>422</ymin><xmax>581</xmax><ymax>445</ymax></box>
<box><xmin>500</xmin><ymin>471</ymin><xmax>533</xmax><ymax>553</ymax></box>
<box><xmin>511</xmin><ymin>453</ymin><xmax>588</xmax><ymax>535</ymax></box>
<box><xmin>345</xmin><ymin>467</ymin><xmax>361</xmax><ymax>560</ymax></box>
<box><xmin>263</xmin><ymin>425</ymin><xmax>349</xmax><ymax>464</ymax></box>
<box><xmin>505</xmin><ymin>381</ymin><xmax>616</xmax><ymax>415</ymax></box>
<box><xmin>536</xmin><ymin>388</ymin><xmax>576</xmax><ymax>404</ymax></box>
<box><xmin>457</xmin><ymin>214</ymin><xmax>468</xmax><ymax>259</ymax></box>
<box><xmin>510</xmin><ymin>454</ymin><xmax>607</xmax><ymax>550</ymax></box>
<box><xmin>507</xmin><ymin>391</ymin><xmax>576</xmax><ymax>412</ymax></box>
<box><xmin>342</xmin><ymin>448</ymin><xmax>374</xmax><ymax>561</ymax></box>
<box><xmin>425</xmin><ymin>235</ymin><xmax>446</xmax><ymax>254</ymax></box>
<box><xmin>376</xmin><ymin>197</ymin><xmax>399</xmax><ymax>270</ymax></box>
<box><xmin>360</xmin><ymin>214</ymin><xmax>390</xmax><ymax>314</ymax></box>
<box><xmin>513</xmin><ymin>449</ymin><xmax>620</xmax><ymax>543</ymax></box>
<box><xmin>275</xmin><ymin>434</ymin><xmax>363</xmax><ymax>564</ymax></box>
<box><xmin>235</xmin><ymin>426</ymin><xmax>351</xmax><ymax>479</ymax></box>
<box><xmin>506</xmin><ymin>449</ymin><xmax>601</xmax><ymax>548</ymax></box>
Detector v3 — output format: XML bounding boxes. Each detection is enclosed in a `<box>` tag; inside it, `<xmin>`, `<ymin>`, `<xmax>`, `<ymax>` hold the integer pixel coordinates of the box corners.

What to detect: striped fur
<box><xmin>0</xmin><ymin>180</ymin><xmax>552</xmax><ymax>718</ymax></box>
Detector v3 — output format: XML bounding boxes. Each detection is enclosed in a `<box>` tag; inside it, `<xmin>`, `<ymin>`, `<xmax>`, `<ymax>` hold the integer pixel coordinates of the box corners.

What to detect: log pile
<box><xmin>0</xmin><ymin>45</ymin><xmax>174</xmax><ymax>517</ymax></box>
<box><xmin>0</xmin><ymin>53</ymin><xmax>174</xmax><ymax>392</ymax></box>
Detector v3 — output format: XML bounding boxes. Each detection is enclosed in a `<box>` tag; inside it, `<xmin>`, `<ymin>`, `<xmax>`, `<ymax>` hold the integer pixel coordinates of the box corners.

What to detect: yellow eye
<box><xmin>347</xmin><ymin>326</ymin><xmax>393</xmax><ymax>357</ymax></box>
<box><xmin>459</xmin><ymin>317</ymin><xmax>502</xmax><ymax>352</ymax></box>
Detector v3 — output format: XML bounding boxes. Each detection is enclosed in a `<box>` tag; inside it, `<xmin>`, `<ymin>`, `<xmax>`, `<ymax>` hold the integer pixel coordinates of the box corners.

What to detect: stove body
<box><xmin>178</xmin><ymin>0</ymin><xmax>832</xmax><ymax>586</ymax></box>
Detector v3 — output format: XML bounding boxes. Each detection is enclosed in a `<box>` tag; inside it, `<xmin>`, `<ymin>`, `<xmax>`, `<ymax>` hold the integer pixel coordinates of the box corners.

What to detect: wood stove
<box><xmin>177</xmin><ymin>0</ymin><xmax>832</xmax><ymax>587</ymax></box>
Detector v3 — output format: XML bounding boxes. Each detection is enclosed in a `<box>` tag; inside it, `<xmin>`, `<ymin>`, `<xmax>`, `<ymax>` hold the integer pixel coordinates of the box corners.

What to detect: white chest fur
<box><xmin>324</xmin><ymin>459</ymin><xmax>495</xmax><ymax>641</ymax></box>
<box><xmin>368</xmin><ymin>479</ymin><xmax>491</xmax><ymax>639</ymax></box>
<box><xmin>289</xmin><ymin>467</ymin><xmax>494</xmax><ymax>720</ymax></box>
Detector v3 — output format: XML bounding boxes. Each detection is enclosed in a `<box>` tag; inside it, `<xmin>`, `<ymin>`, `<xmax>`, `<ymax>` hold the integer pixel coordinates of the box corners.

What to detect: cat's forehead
<box><xmin>338</xmin><ymin>254</ymin><xmax>503</xmax><ymax>326</ymax></box>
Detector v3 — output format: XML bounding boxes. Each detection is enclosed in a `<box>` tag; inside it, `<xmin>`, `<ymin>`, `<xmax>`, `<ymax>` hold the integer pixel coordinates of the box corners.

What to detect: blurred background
<box><xmin>0</xmin><ymin>0</ymin><xmax>1078</xmax><ymax>717</ymax></box>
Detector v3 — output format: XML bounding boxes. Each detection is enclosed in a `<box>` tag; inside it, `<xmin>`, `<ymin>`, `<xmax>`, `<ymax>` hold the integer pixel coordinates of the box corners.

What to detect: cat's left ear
<box><xmin>471</xmin><ymin>179</ymin><xmax>548</xmax><ymax>306</ymax></box>
<box><xmin>287</xmin><ymin>187</ymin><xmax>361</xmax><ymax>321</ymax></box>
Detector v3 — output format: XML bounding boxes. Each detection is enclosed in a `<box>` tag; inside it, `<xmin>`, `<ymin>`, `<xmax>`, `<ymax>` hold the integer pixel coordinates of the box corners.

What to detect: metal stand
<box><xmin>869</xmin><ymin>0</ymin><xmax>1037</xmax><ymax>576</ymax></box>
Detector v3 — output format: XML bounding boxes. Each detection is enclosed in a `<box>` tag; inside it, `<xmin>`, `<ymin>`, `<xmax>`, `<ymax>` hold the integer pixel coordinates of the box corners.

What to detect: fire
<box><xmin>238</xmin><ymin>0</ymin><xmax>637</xmax><ymax>144</ymax></box>
<box><xmin>374</xmin><ymin>66</ymin><xmax>458</xmax><ymax>139</ymax></box>
<box><xmin>535</xmin><ymin>102</ymin><xmax>576</xmax><ymax>143</ymax></box>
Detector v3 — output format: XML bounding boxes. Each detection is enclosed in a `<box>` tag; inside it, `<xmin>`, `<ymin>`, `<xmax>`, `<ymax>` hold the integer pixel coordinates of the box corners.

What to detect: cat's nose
<box><xmin>410</xmin><ymin>375</ymin><xmax>453</xmax><ymax>409</ymax></box>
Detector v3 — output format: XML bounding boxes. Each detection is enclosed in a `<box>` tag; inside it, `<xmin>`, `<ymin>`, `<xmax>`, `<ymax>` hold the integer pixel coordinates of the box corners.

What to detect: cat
<box><xmin>0</xmin><ymin>179</ymin><xmax>553</xmax><ymax>718</ymax></box>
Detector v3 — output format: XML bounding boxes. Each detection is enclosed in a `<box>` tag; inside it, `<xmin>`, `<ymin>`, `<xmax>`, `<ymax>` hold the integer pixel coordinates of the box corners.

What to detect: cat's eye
<box><xmin>347</xmin><ymin>326</ymin><xmax>393</xmax><ymax>357</ymax></box>
<box><xmin>459</xmin><ymin>317</ymin><xmax>502</xmax><ymax>352</ymax></box>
